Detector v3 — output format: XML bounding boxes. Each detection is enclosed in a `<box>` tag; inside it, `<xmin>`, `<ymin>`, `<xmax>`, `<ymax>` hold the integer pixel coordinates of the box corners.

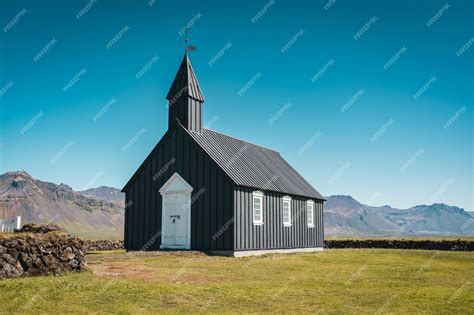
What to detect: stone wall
<box><xmin>0</xmin><ymin>234</ymin><xmax>87</xmax><ymax>278</ymax></box>
<box><xmin>324</xmin><ymin>239</ymin><xmax>474</xmax><ymax>251</ymax></box>
<box><xmin>15</xmin><ymin>223</ymin><xmax>62</xmax><ymax>234</ymax></box>
<box><xmin>84</xmin><ymin>240</ymin><xmax>124</xmax><ymax>251</ymax></box>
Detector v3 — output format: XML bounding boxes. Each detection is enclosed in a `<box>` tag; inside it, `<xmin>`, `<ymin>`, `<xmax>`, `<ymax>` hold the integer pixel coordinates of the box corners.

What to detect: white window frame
<box><xmin>307</xmin><ymin>200</ymin><xmax>315</xmax><ymax>228</ymax></box>
<box><xmin>282</xmin><ymin>196</ymin><xmax>292</xmax><ymax>227</ymax></box>
<box><xmin>252</xmin><ymin>191</ymin><xmax>264</xmax><ymax>225</ymax></box>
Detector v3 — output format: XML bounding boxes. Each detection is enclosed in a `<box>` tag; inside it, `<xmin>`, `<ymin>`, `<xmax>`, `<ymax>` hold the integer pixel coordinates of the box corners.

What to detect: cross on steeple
<box><xmin>184</xmin><ymin>27</ymin><xmax>197</xmax><ymax>53</ymax></box>
<box><xmin>167</xmin><ymin>33</ymin><xmax>204</xmax><ymax>133</ymax></box>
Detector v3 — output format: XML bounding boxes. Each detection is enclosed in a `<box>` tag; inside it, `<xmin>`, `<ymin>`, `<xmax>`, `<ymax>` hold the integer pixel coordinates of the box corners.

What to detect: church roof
<box><xmin>183</xmin><ymin>126</ymin><xmax>324</xmax><ymax>200</ymax></box>
<box><xmin>166</xmin><ymin>53</ymin><xmax>204</xmax><ymax>102</ymax></box>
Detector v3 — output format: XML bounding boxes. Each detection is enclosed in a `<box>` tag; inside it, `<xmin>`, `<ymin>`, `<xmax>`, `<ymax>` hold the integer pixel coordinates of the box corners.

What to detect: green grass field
<box><xmin>0</xmin><ymin>249</ymin><xmax>473</xmax><ymax>314</ymax></box>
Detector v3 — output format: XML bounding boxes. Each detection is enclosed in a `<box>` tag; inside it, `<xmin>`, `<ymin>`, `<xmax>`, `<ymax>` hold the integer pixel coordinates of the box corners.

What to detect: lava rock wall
<box><xmin>0</xmin><ymin>234</ymin><xmax>87</xmax><ymax>278</ymax></box>
<box><xmin>324</xmin><ymin>239</ymin><xmax>474</xmax><ymax>251</ymax></box>
<box><xmin>84</xmin><ymin>239</ymin><xmax>124</xmax><ymax>251</ymax></box>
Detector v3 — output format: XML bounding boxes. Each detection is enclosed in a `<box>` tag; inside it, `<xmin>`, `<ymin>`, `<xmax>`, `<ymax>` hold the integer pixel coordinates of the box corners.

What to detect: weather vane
<box><xmin>185</xmin><ymin>27</ymin><xmax>197</xmax><ymax>53</ymax></box>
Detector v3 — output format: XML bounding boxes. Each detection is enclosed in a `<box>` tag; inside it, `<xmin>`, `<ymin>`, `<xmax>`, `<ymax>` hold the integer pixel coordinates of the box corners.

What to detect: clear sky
<box><xmin>0</xmin><ymin>0</ymin><xmax>472</xmax><ymax>211</ymax></box>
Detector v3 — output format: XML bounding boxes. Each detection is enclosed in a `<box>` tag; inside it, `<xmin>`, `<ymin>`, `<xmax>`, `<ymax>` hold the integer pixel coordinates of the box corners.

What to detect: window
<box><xmin>253</xmin><ymin>191</ymin><xmax>264</xmax><ymax>225</ymax></box>
<box><xmin>283</xmin><ymin>196</ymin><xmax>292</xmax><ymax>226</ymax></box>
<box><xmin>307</xmin><ymin>200</ymin><xmax>315</xmax><ymax>227</ymax></box>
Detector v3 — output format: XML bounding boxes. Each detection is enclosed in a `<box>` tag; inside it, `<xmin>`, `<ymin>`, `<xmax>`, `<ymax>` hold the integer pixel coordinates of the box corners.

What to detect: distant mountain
<box><xmin>1</xmin><ymin>171</ymin><xmax>472</xmax><ymax>239</ymax></box>
<box><xmin>325</xmin><ymin>195</ymin><xmax>474</xmax><ymax>236</ymax></box>
<box><xmin>80</xmin><ymin>186</ymin><xmax>124</xmax><ymax>207</ymax></box>
<box><xmin>0</xmin><ymin>171</ymin><xmax>123</xmax><ymax>239</ymax></box>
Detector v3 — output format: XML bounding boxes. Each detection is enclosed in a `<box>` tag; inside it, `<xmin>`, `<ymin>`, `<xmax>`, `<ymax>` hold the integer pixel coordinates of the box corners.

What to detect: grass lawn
<box><xmin>0</xmin><ymin>249</ymin><xmax>473</xmax><ymax>314</ymax></box>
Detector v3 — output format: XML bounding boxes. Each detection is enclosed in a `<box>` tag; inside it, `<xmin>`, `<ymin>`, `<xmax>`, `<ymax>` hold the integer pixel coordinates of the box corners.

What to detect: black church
<box><xmin>122</xmin><ymin>52</ymin><xmax>325</xmax><ymax>256</ymax></box>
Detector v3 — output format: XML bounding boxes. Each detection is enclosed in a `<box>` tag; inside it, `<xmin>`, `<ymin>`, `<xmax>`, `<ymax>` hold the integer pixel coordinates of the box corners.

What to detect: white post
<box><xmin>16</xmin><ymin>216</ymin><xmax>21</xmax><ymax>230</ymax></box>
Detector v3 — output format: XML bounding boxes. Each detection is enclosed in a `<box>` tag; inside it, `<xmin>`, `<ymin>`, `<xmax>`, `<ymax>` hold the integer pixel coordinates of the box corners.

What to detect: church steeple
<box><xmin>166</xmin><ymin>53</ymin><xmax>205</xmax><ymax>133</ymax></box>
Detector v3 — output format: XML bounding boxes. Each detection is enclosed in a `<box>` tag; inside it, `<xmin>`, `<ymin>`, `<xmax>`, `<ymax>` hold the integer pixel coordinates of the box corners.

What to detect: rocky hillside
<box><xmin>325</xmin><ymin>195</ymin><xmax>474</xmax><ymax>236</ymax></box>
<box><xmin>0</xmin><ymin>171</ymin><xmax>123</xmax><ymax>239</ymax></box>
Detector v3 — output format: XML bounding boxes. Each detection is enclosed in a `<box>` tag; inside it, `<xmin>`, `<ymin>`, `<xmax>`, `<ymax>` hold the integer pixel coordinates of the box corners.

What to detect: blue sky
<box><xmin>0</xmin><ymin>0</ymin><xmax>472</xmax><ymax>210</ymax></box>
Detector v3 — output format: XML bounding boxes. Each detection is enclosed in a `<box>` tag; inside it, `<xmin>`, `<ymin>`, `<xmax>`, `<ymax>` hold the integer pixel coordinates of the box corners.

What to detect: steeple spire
<box><xmin>166</xmin><ymin>50</ymin><xmax>204</xmax><ymax>132</ymax></box>
<box><xmin>166</xmin><ymin>54</ymin><xmax>204</xmax><ymax>102</ymax></box>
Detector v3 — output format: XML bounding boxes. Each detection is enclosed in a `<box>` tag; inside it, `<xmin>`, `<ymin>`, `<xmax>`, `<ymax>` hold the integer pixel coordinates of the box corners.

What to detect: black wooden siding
<box><xmin>124</xmin><ymin>127</ymin><xmax>234</xmax><ymax>251</ymax></box>
<box><xmin>188</xmin><ymin>98</ymin><xmax>202</xmax><ymax>132</ymax></box>
<box><xmin>168</xmin><ymin>96</ymin><xmax>203</xmax><ymax>133</ymax></box>
<box><xmin>123</xmin><ymin>126</ymin><xmax>325</xmax><ymax>252</ymax></box>
<box><xmin>233</xmin><ymin>187</ymin><xmax>324</xmax><ymax>250</ymax></box>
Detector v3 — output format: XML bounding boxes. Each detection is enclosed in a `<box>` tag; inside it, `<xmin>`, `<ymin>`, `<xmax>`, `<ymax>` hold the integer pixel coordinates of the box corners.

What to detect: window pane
<box><xmin>254</xmin><ymin>197</ymin><xmax>261</xmax><ymax>211</ymax></box>
<box><xmin>253</xmin><ymin>196</ymin><xmax>262</xmax><ymax>223</ymax></box>
<box><xmin>308</xmin><ymin>204</ymin><xmax>314</xmax><ymax>225</ymax></box>
<box><xmin>254</xmin><ymin>209</ymin><xmax>260</xmax><ymax>218</ymax></box>
<box><xmin>283</xmin><ymin>200</ymin><xmax>291</xmax><ymax>224</ymax></box>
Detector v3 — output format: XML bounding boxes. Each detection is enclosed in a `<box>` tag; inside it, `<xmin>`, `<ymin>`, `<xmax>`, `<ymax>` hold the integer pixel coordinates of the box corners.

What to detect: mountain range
<box><xmin>0</xmin><ymin>171</ymin><xmax>123</xmax><ymax>239</ymax></box>
<box><xmin>0</xmin><ymin>171</ymin><xmax>472</xmax><ymax>239</ymax></box>
<box><xmin>324</xmin><ymin>195</ymin><xmax>473</xmax><ymax>236</ymax></box>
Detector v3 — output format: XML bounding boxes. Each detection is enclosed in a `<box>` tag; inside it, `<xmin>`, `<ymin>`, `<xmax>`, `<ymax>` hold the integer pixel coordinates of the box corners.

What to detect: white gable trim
<box><xmin>159</xmin><ymin>172</ymin><xmax>193</xmax><ymax>195</ymax></box>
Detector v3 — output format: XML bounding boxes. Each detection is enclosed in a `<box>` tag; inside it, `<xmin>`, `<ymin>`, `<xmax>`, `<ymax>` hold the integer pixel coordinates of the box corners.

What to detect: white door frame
<box><xmin>159</xmin><ymin>172</ymin><xmax>193</xmax><ymax>249</ymax></box>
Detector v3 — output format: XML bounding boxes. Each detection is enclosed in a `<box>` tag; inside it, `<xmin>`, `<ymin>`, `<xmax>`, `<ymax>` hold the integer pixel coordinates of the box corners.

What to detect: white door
<box><xmin>162</xmin><ymin>193</ymin><xmax>190</xmax><ymax>247</ymax></box>
<box><xmin>159</xmin><ymin>172</ymin><xmax>193</xmax><ymax>249</ymax></box>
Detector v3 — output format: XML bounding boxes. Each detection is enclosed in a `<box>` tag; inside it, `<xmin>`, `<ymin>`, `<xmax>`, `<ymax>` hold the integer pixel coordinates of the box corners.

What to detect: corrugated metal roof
<box><xmin>166</xmin><ymin>53</ymin><xmax>204</xmax><ymax>102</ymax></box>
<box><xmin>184</xmin><ymin>127</ymin><xmax>324</xmax><ymax>200</ymax></box>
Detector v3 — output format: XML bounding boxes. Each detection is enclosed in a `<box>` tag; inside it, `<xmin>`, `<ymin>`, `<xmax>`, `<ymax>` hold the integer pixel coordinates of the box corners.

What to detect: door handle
<box><xmin>170</xmin><ymin>215</ymin><xmax>180</xmax><ymax>223</ymax></box>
